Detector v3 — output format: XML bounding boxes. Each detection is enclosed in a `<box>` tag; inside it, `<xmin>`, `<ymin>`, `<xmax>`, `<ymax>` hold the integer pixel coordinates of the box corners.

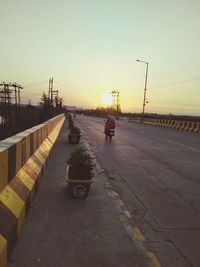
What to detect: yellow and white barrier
<box><xmin>0</xmin><ymin>114</ymin><xmax>65</xmax><ymax>266</ymax></box>
<box><xmin>129</xmin><ymin>116</ymin><xmax>200</xmax><ymax>134</ymax></box>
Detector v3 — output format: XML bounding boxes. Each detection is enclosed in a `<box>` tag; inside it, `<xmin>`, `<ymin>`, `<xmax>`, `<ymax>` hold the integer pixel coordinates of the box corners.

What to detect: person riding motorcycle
<box><xmin>104</xmin><ymin>115</ymin><xmax>116</xmax><ymax>137</ymax></box>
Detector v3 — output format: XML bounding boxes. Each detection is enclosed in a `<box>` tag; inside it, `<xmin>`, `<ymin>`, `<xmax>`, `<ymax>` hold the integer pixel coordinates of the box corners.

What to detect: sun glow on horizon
<box><xmin>101</xmin><ymin>93</ymin><xmax>113</xmax><ymax>106</ymax></box>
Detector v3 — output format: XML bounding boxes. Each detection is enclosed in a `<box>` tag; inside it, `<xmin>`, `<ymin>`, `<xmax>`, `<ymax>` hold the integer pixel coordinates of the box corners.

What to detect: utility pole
<box><xmin>0</xmin><ymin>82</ymin><xmax>23</xmax><ymax>129</ymax></box>
<box><xmin>111</xmin><ymin>90</ymin><xmax>120</xmax><ymax>116</ymax></box>
<box><xmin>136</xmin><ymin>59</ymin><xmax>149</xmax><ymax>114</ymax></box>
<box><xmin>12</xmin><ymin>82</ymin><xmax>23</xmax><ymax>107</ymax></box>
<box><xmin>116</xmin><ymin>91</ymin><xmax>120</xmax><ymax>115</ymax></box>
<box><xmin>48</xmin><ymin>77</ymin><xmax>59</xmax><ymax>107</ymax></box>
<box><xmin>48</xmin><ymin>77</ymin><xmax>53</xmax><ymax>103</ymax></box>
<box><xmin>143</xmin><ymin>62</ymin><xmax>148</xmax><ymax>114</ymax></box>
<box><xmin>111</xmin><ymin>90</ymin><xmax>116</xmax><ymax>110</ymax></box>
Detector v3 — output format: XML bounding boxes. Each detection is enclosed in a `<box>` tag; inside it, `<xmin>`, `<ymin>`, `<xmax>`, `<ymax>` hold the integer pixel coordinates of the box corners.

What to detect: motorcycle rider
<box><xmin>104</xmin><ymin>115</ymin><xmax>116</xmax><ymax>136</ymax></box>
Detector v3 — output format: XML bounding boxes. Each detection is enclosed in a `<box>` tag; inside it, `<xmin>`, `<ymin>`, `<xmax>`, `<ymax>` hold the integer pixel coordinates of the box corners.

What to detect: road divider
<box><xmin>128</xmin><ymin>117</ymin><xmax>200</xmax><ymax>133</ymax></box>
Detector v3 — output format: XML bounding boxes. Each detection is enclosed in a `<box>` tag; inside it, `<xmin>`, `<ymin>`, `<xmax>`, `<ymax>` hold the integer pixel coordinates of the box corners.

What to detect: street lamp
<box><xmin>136</xmin><ymin>59</ymin><xmax>149</xmax><ymax>114</ymax></box>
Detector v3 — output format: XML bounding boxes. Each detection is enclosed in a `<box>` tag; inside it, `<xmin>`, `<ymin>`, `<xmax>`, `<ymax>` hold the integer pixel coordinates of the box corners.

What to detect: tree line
<box><xmin>0</xmin><ymin>92</ymin><xmax>66</xmax><ymax>141</ymax></box>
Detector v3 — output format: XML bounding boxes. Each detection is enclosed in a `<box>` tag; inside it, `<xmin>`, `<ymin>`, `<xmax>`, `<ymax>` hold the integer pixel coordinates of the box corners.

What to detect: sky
<box><xmin>0</xmin><ymin>0</ymin><xmax>200</xmax><ymax>115</ymax></box>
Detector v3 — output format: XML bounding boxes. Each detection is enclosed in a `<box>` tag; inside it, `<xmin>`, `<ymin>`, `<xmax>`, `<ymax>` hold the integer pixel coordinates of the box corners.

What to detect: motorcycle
<box><xmin>104</xmin><ymin>128</ymin><xmax>115</xmax><ymax>141</ymax></box>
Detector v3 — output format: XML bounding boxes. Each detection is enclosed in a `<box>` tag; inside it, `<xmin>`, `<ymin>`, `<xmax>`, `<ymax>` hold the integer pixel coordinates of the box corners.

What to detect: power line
<box><xmin>150</xmin><ymin>76</ymin><xmax>200</xmax><ymax>90</ymax></box>
<box><xmin>150</xmin><ymin>65</ymin><xmax>200</xmax><ymax>80</ymax></box>
<box><xmin>24</xmin><ymin>80</ymin><xmax>48</xmax><ymax>88</ymax></box>
<box><xmin>151</xmin><ymin>98</ymin><xmax>200</xmax><ymax>107</ymax></box>
<box><xmin>54</xmin><ymin>80</ymin><xmax>79</xmax><ymax>90</ymax></box>
<box><xmin>149</xmin><ymin>105</ymin><xmax>200</xmax><ymax>113</ymax></box>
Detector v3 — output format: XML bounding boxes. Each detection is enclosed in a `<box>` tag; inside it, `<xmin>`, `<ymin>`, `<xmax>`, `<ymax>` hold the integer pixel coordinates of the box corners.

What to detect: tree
<box><xmin>38</xmin><ymin>92</ymin><xmax>55</xmax><ymax>122</ymax></box>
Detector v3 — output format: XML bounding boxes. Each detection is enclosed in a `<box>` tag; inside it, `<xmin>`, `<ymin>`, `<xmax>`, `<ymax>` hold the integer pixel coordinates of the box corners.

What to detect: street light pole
<box><xmin>136</xmin><ymin>59</ymin><xmax>149</xmax><ymax>114</ymax></box>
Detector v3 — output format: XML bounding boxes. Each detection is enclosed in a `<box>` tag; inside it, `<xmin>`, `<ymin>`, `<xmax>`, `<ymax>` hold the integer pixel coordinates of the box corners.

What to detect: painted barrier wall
<box><xmin>0</xmin><ymin>114</ymin><xmax>65</xmax><ymax>266</ymax></box>
<box><xmin>128</xmin><ymin>117</ymin><xmax>200</xmax><ymax>133</ymax></box>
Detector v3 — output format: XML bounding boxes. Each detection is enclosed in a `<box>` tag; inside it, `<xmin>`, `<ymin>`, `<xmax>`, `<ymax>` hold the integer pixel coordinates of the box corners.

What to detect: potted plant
<box><xmin>67</xmin><ymin>113</ymin><xmax>74</xmax><ymax>129</ymax></box>
<box><xmin>66</xmin><ymin>147</ymin><xmax>94</xmax><ymax>199</ymax></box>
<box><xmin>68</xmin><ymin>126</ymin><xmax>81</xmax><ymax>144</ymax></box>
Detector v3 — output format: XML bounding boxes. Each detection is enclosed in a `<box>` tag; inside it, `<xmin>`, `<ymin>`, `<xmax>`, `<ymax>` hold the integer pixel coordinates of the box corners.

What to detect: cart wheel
<box><xmin>72</xmin><ymin>184</ymin><xmax>88</xmax><ymax>198</ymax></box>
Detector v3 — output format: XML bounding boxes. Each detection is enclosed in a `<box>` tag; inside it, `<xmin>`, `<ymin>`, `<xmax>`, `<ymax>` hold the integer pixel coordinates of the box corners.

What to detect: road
<box><xmin>9</xmin><ymin>119</ymin><xmax>153</xmax><ymax>267</ymax></box>
<box><xmin>76</xmin><ymin>115</ymin><xmax>200</xmax><ymax>267</ymax></box>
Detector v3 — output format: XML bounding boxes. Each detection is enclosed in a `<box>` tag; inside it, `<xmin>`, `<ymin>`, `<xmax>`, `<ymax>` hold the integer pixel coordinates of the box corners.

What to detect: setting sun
<box><xmin>101</xmin><ymin>93</ymin><xmax>113</xmax><ymax>106</ymax></box>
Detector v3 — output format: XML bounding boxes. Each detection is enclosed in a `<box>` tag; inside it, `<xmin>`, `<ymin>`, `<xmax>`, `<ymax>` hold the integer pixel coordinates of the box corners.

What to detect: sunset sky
<box><xmin>0</xmin><ymin>0</ymin><xmax>200</xmax><ymax>115</ymax></box>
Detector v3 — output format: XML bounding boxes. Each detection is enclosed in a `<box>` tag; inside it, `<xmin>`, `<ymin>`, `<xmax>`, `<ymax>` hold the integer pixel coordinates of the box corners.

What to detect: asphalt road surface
<box><xmin>8</xmin><ymin>115</ymin><xmax>200</xmax><ymax>267</ymax></box>
<box><xmin>9</xmin><ymin>119</ymin><xmax>153</xmax><ymax>267</ymax></box>
<box><xmin>76</xmin><ymin>115</ymin><xmax>200</xmax><ymax>267</ymax></box>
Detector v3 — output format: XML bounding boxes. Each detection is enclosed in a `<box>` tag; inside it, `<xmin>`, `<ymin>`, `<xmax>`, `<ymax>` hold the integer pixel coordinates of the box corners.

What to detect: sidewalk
<box><xmin>8</xmin><ymin>121</ymin><xmax>151</xmax><ymax>267</ymax></box>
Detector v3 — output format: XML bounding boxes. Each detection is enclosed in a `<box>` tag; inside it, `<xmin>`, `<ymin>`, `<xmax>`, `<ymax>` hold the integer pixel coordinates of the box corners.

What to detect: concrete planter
<box><xmin>68</xmin><ymin>133</ymin><xmax>81</xmax><ymax>144</ymax></box>
<box><xmin>66</xmin><ymin>166</ymin><xmax>93</xmax><ymax>199</ymax></box>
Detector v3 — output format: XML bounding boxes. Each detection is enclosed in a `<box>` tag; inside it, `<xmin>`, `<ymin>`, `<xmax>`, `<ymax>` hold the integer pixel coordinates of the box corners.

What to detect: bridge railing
<box><xmin>0</xmin><ymin>114</ymin><xmax>65</xmax><ymax>266</ymax></box>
